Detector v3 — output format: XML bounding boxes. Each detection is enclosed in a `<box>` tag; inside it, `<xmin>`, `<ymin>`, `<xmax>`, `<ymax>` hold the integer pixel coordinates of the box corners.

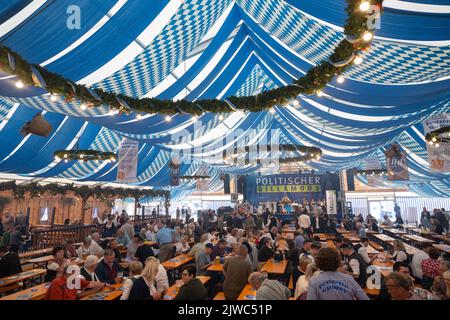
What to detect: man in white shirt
<box><xmin>298</xmin><ymin>212</ymin><xmax>311</xmax><ymax>230</ymax></box>
<box><xmin>355</xmin><ymin>237</ymin><xmax>376</xmax><ymax>264</ymax></box>
<box><xmin>411</xmin><ymin>243</ymin><xmax>431</xmax><ymax>280</ymax></box>
<box><xmin>120</xmin><ymin>218</ymin><xmax>135</xmax><ymax>241</ymax></box>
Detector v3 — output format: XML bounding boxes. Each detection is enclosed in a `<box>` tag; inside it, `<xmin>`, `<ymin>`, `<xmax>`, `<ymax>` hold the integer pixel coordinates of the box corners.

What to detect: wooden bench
<box><xmin>213</xmin><ymin>292</ymin><xmax>226</xmax><ymax>300</ymax></box>
<box><xmin>0</xmin><ymin>283</ymin><xmax>22</xmax><ymax>295</ymax></box>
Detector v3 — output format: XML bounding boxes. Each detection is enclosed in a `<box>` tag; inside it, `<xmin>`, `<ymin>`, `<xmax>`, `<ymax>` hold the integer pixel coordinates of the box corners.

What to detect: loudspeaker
<box><xmin>347</xmin><ymin>169</ymin><xmax>355</xmax><ymax>191</ymax></box>
<box><xmin>223</xmin><ymin>174</ymin><xmax>230</xmax><ymax>194</ymax></box>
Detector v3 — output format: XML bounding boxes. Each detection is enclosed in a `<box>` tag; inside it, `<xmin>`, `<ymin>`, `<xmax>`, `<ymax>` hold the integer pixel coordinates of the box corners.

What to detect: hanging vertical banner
<box><xmin>169</xmin><ymin>156</ymin><xmax>180</xmax><ymax>186</ymax></box>
<box><xmin>384</xmin><ymin>144</ymin><xmax>409</xmax><ymax>180</ymax></box>
<box><xmin>423</xmin><ymin>114</ymin><xmax>450</xmax><ymax>172</ymax></box>
<box><xmin>365</xmin><ymin>158</ymin><xmax>383</xmax><ymax>186</ymax></box>
<box><xmin>326</xmin><ymin>190</ymin><xmax>337</xmax><ymax>215</ymax></box>
<box><xmin>196</xmin><ymin>165</ymin><xmax>209</xmax><ymax>191</ymax></box>
<box><xmin>116</xmin><ymin>138</ymin><xmax>139</xmax><ymax>183</ymax></box>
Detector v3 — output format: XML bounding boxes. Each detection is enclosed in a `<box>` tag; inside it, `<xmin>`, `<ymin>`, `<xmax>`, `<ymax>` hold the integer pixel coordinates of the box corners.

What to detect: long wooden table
<box><xmin>79</xmin><ymin>283</ymin><xmax>123</xmax><ymax>300</ymax></box>
<box><xmin>431</xmin><ymin>234</ymin><xmax>450</xmax><ymax>244</ymax></box>
<box><xmin>163</xmin><ymin>276</ymin><xmax>211</xmax><ymax>300</ymax></box>
<box><xmin>372</xmin><ymin>260</ymin><xmax>394</xmax><ymax>277</ymax></box>
<box><xmin>433</xmin><ymin>244</ymin><xmax>450</xmax><ymax>254</ymax></box>
<box><xmin>343</xmin><ymin>234</ymin><xmax>360</xmax><ymax>242</ymax></box>
<box><xmin>260</xmin><ymin>259</ymin><xmax>287</xmax><ymax>275</ymax></box>
<box><xmin>237</xmin><ymin>283</ymin><xmax>256</xmax><ymax>300</ymax></box>
<box><xmin>372</xmin><ymin>234</ymin><xmax>395</xmax><ymax>244</ymax></box>
<box><xmin>0</xmin><ymin>282</ymin><xmax>50</xmax><ymax>300</ymax></box>
<box><xmin>19</xmin><ymin>248</ymin><xmax>53</xmax><ymax>260</ymax></box>
<box><xmin>403</xmin><ymin>234</ymin><xmax>435</xmax><ymax>244</ymax></box>
<box><xmin>0</xmin><ymin>269</ymin><xmax>47</xmax><ymax>289</ymax></box>
<box><xmin>207</xmin><ymin>263</ymin><xmax>224</xmax><ymax>272</ymax></box>
<box><xmin>161</xmin><ymin>254</ymin><xmax>193</xmax><ymax>270</ymax></box>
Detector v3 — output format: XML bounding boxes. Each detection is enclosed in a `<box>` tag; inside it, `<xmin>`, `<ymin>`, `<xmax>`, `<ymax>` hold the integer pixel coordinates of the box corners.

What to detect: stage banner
<box><xmin>116</xmin><ymin>138</ymin><xmax>139</xmax><ymax>183</ymax></box>
<box><xmin>423</xmin><ymin>114</ymin><xmax>450</xmax><ymax>172</ymax></box>
<box><xmin>244</xmin><ymin>173</ymin><xmax>340</xmax><ymax>203</ymax></box>
<box><xmin>196</xmin><ymin>165</ymin><xmax>209</xmax><ymax>191</ymax></box>
<box><xmin>365</xmin><ymin>158</ymin><xmax>383</xmax><ymax>186</ymax></box>
<box><xmin>384</xmin><ymin>144</ymin><xmax>409</xmax><ymax>180</ymax></box>
<box><xmin>326</xmin><ymin>190</ymin><xmax>337</xmax><ymax>215</ymax></box>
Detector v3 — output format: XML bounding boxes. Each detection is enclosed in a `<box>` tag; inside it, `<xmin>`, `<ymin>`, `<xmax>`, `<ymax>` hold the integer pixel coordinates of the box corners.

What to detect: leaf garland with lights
<box><xmin>0</xmin><ymin>0</ymin><xmax>383</xmax><ymax>116</ymax></box>
<box><xmin>0</xmin><ymin>180</ymin><xmax>170</xmax><ymax>201</ymax></box>
<box><xmin>54</xmin><ymin>149</ymin><xmax>117</xmax><ymax>162</ymax></box>
<box><xmin>180</xmin><ymin>175</ymin><xmax>211</xmax><ymax>180</ymax></box>
<box><xmin>425</xmin><ymin>126</ymin><xmax>450</xmax><ymax>145</ymax></box>
<box><xmin>354</xmin><ymin>169</ymin><xmax>387</xmax><ymax>176</ymax></box>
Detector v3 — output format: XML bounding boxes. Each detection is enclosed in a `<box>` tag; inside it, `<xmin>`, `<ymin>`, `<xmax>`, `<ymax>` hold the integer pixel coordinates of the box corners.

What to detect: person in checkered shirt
<box><xmin>420</xmin><ymin>247</ymin><xmax>441</xmax><ymax>290</ymax></box>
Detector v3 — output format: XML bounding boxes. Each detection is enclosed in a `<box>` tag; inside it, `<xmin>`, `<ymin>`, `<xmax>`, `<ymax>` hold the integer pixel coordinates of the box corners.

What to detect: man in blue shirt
<box><xmin>293</xmin><ymin>230</ymin><xmax>305</xmax><ymax>250</ymax></box>
<box><xmin>156</xmin><ymin>221</ymin><xmax>175</xmax><ymax>262</ymax></box>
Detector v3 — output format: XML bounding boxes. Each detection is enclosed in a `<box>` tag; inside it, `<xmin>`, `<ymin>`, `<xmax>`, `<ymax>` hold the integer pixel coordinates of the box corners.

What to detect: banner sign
<box><xmin>116</xmin><ymin>138</ymin><xmax>139</xmax><ymax>183</ymax></box>
<box><xmin>326</xmin><ymin>190</ymin><xmax>337</xmax><ymax>215</ymax></box>
<box><xmin>384</xmin><ymin>144</ymin><xmax>409</xmax><ymax>180</ymax></box>
<box><xmin>170</xmin><ymin>156</ymin><xmax>180</xmax><ymax>186</ymax></box>
<box><xmin>196</xmin><ymin>165</ymin><xmax>209</xmax><ymax>191</ymax></box>
<box><xmin>244</xmin><ymin>173</ymin><xmax>340</xmax><ymax>203</ymax></box>
<box><xmin>423</xmin><ymin>114</ymin><xmax>450</xmax><ymax>172</ymax></box>
<box><xmin>365</xmin><ymin>158</ymin><xmax>383</xmax><ymax>186</ymax></box>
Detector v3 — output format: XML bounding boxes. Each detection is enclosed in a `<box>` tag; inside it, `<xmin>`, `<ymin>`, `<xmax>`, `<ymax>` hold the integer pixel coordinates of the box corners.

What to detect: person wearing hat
<box><xmin>299</xmin><ymin>241</ymin><xmax>321</xmax><ymax>264</ymax></box>
<box><xmin>339</xmin><ymin>242</ymin><xmax>368</xmax><ymax>288</ymax></box>
<box><xmin>196</xmin><ymin>243</ymin><xmax>214</xmax><ymax>276</ymax></box>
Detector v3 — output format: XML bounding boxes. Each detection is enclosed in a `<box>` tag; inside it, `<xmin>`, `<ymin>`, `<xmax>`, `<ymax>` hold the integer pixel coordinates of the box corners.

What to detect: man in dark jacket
<box><xmin>95</xmin><ymin>249</ymin><xmax>121</xmax><ymax>284</ymax></box>
<box><xmin>174</xmin><ymin>265</ymin><xmax>207</xmax><ymax>300</ymax></box>
<box><xmin>0</xmin><ymin>245</ymin><xmax>22</xmax><ymax>278</ymax></box>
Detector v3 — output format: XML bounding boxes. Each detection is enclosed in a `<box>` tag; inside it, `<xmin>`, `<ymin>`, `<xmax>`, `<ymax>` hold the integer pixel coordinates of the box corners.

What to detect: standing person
<box><xmin>156</xmin><ymin>221</ymin><xmax>175</xmax><ymax>262</ymax></box>
<box><xmin>420</xmin><ymin>207</ymin><xmax>431</xmax><ymax>229</ymax></box>
<box><xmin>243</xmin><ymin>213</ymin><xmax>255</xmax><ymax>234</ymax></box>
<box><xmin>307</xmin><ymin>248</ymin><xmax>369</xmax><ymax>300</ymax></box>
<box><xmin>394</xmin><ymin>204</ymin><xmax>403</xmax><ymax>225</ymax></box>
<box><xmin>223</xmin><ymin>245</ymin><xmax>253</xmax><ymax>300</ymax></box>
<box><xmin>262</xmin><ymin>208</ymin><xmax>270</xmax><ymax>226</ymax></box>
<box><xmin>248</xmin><ymin>272</ymin><xmax>291</xmax><ymax>300</ymax></box>
<box><xmin>311</xmin><ymin>211</ymin><xmax>325</xmax><ymax>233</ymax></box>
<box><xmin>15</xmin><ymin>211</ymin><xmax>28</xmax><ymax>235</ymax></box>
<box><xmin>0</xmin><ymin>245</ymin><xmax>22</xmax><ymax>278</ymax></box>
<box><xmin>9</xmin><ymin>225</ymin><xmax>22</xmax><ymax>252</ymax></box>
<box><xmin>176</xmin><ymin>207</ymin><xmax>181</xmax><ymax>219</ymax></box>
<box><xmin>120</xmin><ymin>218</ymin><xmax>135</xmax><ymax>242</ymax></box>
<box><xmin>298</xmin><ymin>210</ymin><xmax>312</xmax><ymax>237</ymax></box>
<box><xmin>102</xmin><ymin>215</ymin><xmax>116</xmax><ymax>238</ymax></box>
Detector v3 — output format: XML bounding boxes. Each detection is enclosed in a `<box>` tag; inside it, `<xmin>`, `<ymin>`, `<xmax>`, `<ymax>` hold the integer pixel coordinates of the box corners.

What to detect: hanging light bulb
<box><xmin>316</xmin><ymin>90</ymin><xmax>324</xmax><ymax>97</ymax></box>
<box><xmin>165</xmin><ymin>115</ymin><xmax>172</xmax><ymax>122</ymax></box>
<box><xmin>50</xmin><ymin>94</ymin><xmax>58</xmax><ymax>102</ymax></box>
<box><xmin>15</xmin><ymin>80</ymin><xmax>24</xmax><ymax>88</ymax></box>
<box><xmin>63</xmin><ymin>154</ymin><xmax>68</xmax><ymax>159</ymax></box>
<box><xmin>337</xmin><ymin>76</ymin><xmax>345</xmax><ymax>84</ymax></box>
<box><xmin>435</xmin><ymin>143</ymin><xmax>440</xmax><ymax>148</ymax></box>
<box><xmin>269</xmin><ymin>108</ymin><xmax>275</xmax><ymax>114</ymax></box>
<box><xmin>64</xmin><ymin>159</ymin><xmax>68</xmax><ymax>163</ymax></box>
<box><xmin>218</xmin><ymin>114</ymin><xmax>224</xmax><ymax>121</ymax></box>
<box><xmin>109</xmin><ymin>109</ymin><xmax>119</xmax><ymax>116</ymax></box>
<box><xmin>429</xmin><ymin>140</ymin><xmax>434</xmax><ymax>145</ymax></box>
<box><xmin>191</xmin><ymin>115</ymin><xmax>198</xmax><ymax>122</ymax></box>
<box><xmin>54</xmin><ymin>156</ymin><xmax>60</xmax><ymax>161</ymax></box>
<box><xmin>292</xmin><ymin>99</ymin><xmax>300</xmax><ymax>107</ymax></box>
<box><xmin>80</xmin><ymin>103</ymin><xmax>87</xmax><ymax>110</ymax></box>
<box><xmin>111</xmin><ymin>156</ymin><xmax>116</xmax><ymax>162</ymax></box>
<box><xmin>79</xmin><ymin>154</ymin><xmax>84</xmax><ymax>159</ymax></box>
<box><xmin>136</xmin><ymin>114</ymin><xmax>143</xmax><ymax>120</ymax></box>
<box><xmin>362</xmin><ymin>31</ymin><xmax>373</xmax><ymax>42</ymax></box>
<box><xmin>353</xmin><ymin>55</ymin><xmax>363</xmax><ymax>65</ymax></box>
<box><xmin>432</xmin><ymin>136</ymin><xmax>437</xmax><ymax>142</ymax></box>
<box><xmin>359</xmin><ymin>1</ymin><xmax>370</xmax><ymax>12</ymax></box>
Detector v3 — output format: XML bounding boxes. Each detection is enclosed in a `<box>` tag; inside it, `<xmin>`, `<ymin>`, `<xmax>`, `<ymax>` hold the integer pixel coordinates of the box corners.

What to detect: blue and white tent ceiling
<box><xmin>0</xmin><ymin>0</ymin><xmax>449</xmax><ymax>199</ymax></box>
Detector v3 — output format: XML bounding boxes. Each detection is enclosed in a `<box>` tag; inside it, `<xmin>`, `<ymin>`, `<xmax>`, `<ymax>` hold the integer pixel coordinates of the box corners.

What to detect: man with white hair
<box><xmin>248</xmin><ymin>272</ymin><xmax>290</xmax><ymax>300</ymax></box>
<box><xmin>89</xmin><ymin>233</ymin><xmax>105</xmax><ymax>257</ymax></box>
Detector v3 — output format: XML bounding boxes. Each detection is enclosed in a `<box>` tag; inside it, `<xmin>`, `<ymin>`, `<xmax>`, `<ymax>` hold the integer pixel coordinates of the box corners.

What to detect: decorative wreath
<box><xmin>0</xmin><ymin>1</ymin><xmax>383</xmax><ymax>116</ymax></box>
<box><xmin>425</xmin><ymin>126</ymin><xmax>450</xmax><ymax>144</ymax></box>
<box><xmin>53</xmin><ymin>150</ymin><xmax>117</xmax><ymax>162</ymax></box>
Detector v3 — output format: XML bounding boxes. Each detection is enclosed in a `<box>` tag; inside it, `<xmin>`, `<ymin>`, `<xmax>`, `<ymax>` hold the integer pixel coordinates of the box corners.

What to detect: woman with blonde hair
<box><xmin>120</xmin><ymin>261</ymin><xmax>143</xmax><ymax>300</ymax></box>
<box><xmin>392</xmin><ymin>240</ymin><xmax>408</xmax><ymax>262</ymax></box>
<box><xmin>294</xmin><ymin>256</ymin><xmax>318</xmax><ymax>299</ymax></box>
<box><xmin>128</xmin><ymin>257</ymin><xmax>161</xmax><ymax>300</ymax></box>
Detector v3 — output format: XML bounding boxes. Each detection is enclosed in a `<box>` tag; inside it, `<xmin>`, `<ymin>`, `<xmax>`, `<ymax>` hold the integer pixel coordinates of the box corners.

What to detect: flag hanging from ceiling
<box><xmin>196</xmin><ymin>165</ymin><xmax>209</xmax><ymax>191</ymax></box>
<box><xmin>423</xmin><ymin>114</ymin><xmax>450</xmax><ymax>172</ymax></box>
<box><xmin>384</xmin><ymin>144</ymin><xmax>409</xmax><ymax>180</ymax></box>
<box><xmin>116</xmin><ymin>138</ymin><xmax>139</xmax><ymax>183</ymax></box>
<box><xmin>365</xmin><ymin>158</ymin><xmax>383</xmax><ymax>186</ymax></box>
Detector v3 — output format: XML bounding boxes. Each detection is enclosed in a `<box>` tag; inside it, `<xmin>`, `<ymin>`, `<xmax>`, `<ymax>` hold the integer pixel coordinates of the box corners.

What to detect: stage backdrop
<box><xmin>244</xmin><ymin>173</ymin><xmax>340</xmax><ymax>204</ymax></box>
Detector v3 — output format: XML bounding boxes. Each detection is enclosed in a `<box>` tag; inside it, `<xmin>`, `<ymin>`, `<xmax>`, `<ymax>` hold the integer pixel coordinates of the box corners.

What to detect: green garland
<box><xmin>180</xmin><ymin>175</ymin><xmax>211</xmax><ymax>180</ymax></box>
<box><xmin>425</xmin><ymin>126</ymin><xmax>450</xmax><ymax>144</ymax></box>
<box><xmin>0</xmin><ymin>1</ymin><xmax>383</xmax><ymax>115</ymax></box>
<box><xmin>355</xmin><ymin>169</ymin><xmax>387</xmax><ymax>176</ymax></box>
<box><xmin>0</xmin><ymin>180</ymin><xmax>170</xmax><ymax>201</ymax></box>
<box><xmin>53</xmin><ymin>149</ymin><xmax>117</xmax><ymax>162</ymax></box>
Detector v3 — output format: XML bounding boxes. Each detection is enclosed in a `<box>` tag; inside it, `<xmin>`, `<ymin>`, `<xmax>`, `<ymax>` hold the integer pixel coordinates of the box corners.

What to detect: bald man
<box><xmin>223</xmin><ymin>245</ymin><xmax>252</xmax><ymax>300</ymax></box>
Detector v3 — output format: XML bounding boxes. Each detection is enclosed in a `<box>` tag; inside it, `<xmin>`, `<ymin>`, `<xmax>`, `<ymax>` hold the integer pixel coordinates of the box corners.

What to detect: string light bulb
<box><xmin>337</xmin><ymin>76</ymin><xmax>345</xmax><ymax>84</ymax></box>
<box><xmin>50</xmin><ymin>94</ymin><xmax>58</xmax><ymax>101</ymax></box>
<box><xmin>218</xmin><ymin>114</ymin><xmax>224</xmax><ymax>121</ymax></box>
<box><xmin>80</xmin><ymin>103</ymin><xmax>87</xmax><ymax>110</ymax></box>
<box><xmin>359</xmin><ymin>1</ymin><xmax>370</xmax><ymax>12</ymax></box>
<box><xmin>136</xmin><ymin>114</ymin><xmax>143</xmax><ymax>120</ymax></box>
<box><xmin>15</xmin><ymin>80</ymin><xmax>24</xmax><ymax>88</ymax></box>
<box><xmin>432</xmin><ymin>137</ymin><xmax>437</xmax><ymax>142</ymax></box>
<box><xmin>435</xmin><ymin>143</ymin><xmax>440</xmax><ymax>148</ymax></box>
<box><xmin>316</xmin><ymin>90</ymin><xmax>324</xmax><ymax>97</ymax></box>
<box><xmin>362</xmin><ymin>31</ymin><xmax>373</xmax><ymax>42</ymax></box>
<box><xmin>165</xmin><ymin>115</ymin><xmax>172</xmax><ymax>122</ymax></box>
<box><xmin>292</xmin><ymin>99</ymin><xmax>300</xmax><ymax>107</ymax></box>
<box><xmin>269</xmin><ymin>108</ymin><xmax>275</xmax><ymax>114</ymax></box>
<box><xmin>354</xmin><ymin>55</ymin><xmax>363</xmax><ymax>65</ymax></box>
<box><xmin>191</xmin><ymin>115</ymin><xmax>198</xmax><ymax>122</ymax></box>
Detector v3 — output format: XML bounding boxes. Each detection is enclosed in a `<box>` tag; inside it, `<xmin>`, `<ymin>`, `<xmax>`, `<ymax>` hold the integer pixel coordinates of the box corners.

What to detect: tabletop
<box><xmin>404</xmin><ymin>234</ymin><xmax>435</xmax><ymax>244</ymax></box>
<box><xmin>0</xmin><ymin>269</ymin><xmax>47</xmax><ymax>288</ymax></box>
<box><xmin>372</xmin><ymin>259</ymin><xmax>394</xmax><ymax>277</ymax></box>
<box><xmin>26</xmin><ymin>255</ymin><xmax>54</xmax><ymax>264</ymax></box>
<box><xmin>0</xmin><ymin>282</ymin><xmax>50</xmax><ymax>300</ymax></box>
<box><xmin>144</xmin><ymin>241</ymin><xmax>157</xmax><ymax>246</ymax></box>
<box><xmin>383</xmin><ymin>228</ymin><xmax>406</xmax><ymax>235</ymax></box>
<box><xmin>207</xmin><ymin>263</ymin><xmax>224</xmax><ymax>272</ymax></box>
<box><xmin>282</xmin><ymin>227</ymin><xmax>296</xmax><ymax>233</ymax></box>
<box><xmin>163</xmin><ymin>276</ymin><xmax>211</xmax><ymax>300</ymax></box>
<box><xmin>79</xmin><ymin>283</ymin><xmax>123</xmax><ymax>300</ymax></box>
<box><xmin>237</xmin><ymin>283</ymin><xmax>256</xmax><ymax>300</ymax></box>
<box><xmin>161</xmin><ymin>254</ymin><xmax>193</xmax><ymax>270</ymax></box>
<box><xmin>373</xmin><ymin>234</ymin><xmax>395</xmax><ymax>243</ymax></box>
<box><xmin>336</xmin><ymin>228</ymin><xmax>350</xmax><ymax>234</ymax></box>
<box><xmin>343</xmin><ymin>234</ymin><xmax>360</xmax><ymax>242</ymax></box>
<box><xmin>365</xmin><ymin>245</ymin><xmax>380</xmax><ymax>255</ymax></box>
<box><xmin>433</xmin><ymin>244</ymin><xmax>450</xmax><ymax>254</ymax></box>
<box><xmin>260</xmin><ymin>259</ymin><xmax>288</xmax><ymax>275</ymax></box>
<box><xmin>19</xmin><ymin>248</ymin><xmax>53</xmax><ymax>259</ymax></box>
<box><xmin>403</xmin><ymin>243</ymin><xmax>420</xmax><ymax>255</ymax></box>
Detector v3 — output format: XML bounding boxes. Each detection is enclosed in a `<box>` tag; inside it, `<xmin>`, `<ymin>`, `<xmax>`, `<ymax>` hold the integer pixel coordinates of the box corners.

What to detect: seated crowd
<box><xmin>0</xmin><ymin>204</ymin><xmax>449</xmax><ymax>300</ymax></box>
